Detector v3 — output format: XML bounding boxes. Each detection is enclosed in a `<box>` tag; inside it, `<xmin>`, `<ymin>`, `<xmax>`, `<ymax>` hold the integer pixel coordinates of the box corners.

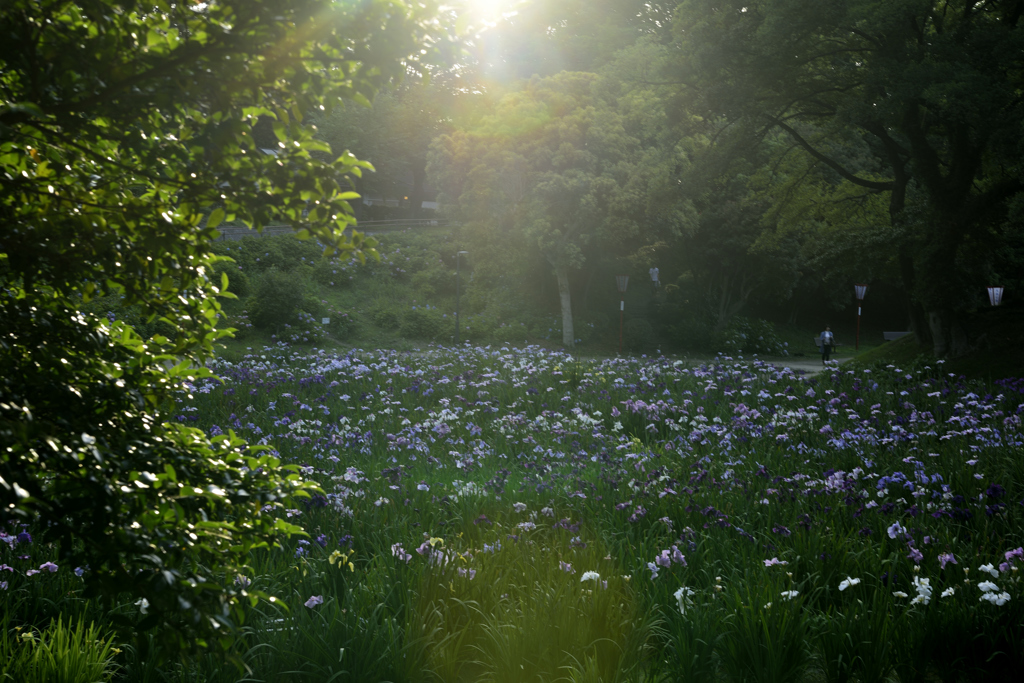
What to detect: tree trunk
<box><xmin>711</xmin><ymin>272</ymin><xmax>751</xmax><ymax>333</ymax></box>
<box><xmin>887</xmin><ymin>156</ymin><xmax>934</xmax><ymax>347</ymax></box>
<box><xmin>555</xmin><ymin>266</ymin><xmax>575</xmax><ymax>348</ymax></box>
<box><xmin>927</xmin><ymin>309</ymin><xmax>971</xmax><ymax>358</ymax></box>
<box><xmin>898</xmin><ymin>248</ymin><xmax>930</xmax><ymax>346</ymax></box>
<box><xmin>919</xmin><ymin>235</ymin><xmax>969</xmax><ymax>357</ymax></box>
<box><xmin>711</xmin><ymin>274</ymin><xmax>732</xmax><ymax>333</ymax></box>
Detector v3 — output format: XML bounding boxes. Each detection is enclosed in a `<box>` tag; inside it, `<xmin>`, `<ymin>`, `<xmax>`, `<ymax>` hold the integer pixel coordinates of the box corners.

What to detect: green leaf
<box><xmin>351</xmin><ymin>92</ymin><xmax>372</xmax><ymax>109</ymax></box>
<box><xmin>206</xmin><ymin>208</ymin><xmax>225</xmax><ymax>229</ymax></box>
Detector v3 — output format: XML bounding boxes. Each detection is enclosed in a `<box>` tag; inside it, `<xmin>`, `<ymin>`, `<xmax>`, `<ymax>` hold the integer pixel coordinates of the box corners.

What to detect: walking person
<box><xmin>820</xmin><ymin>326</ymin><xmax>835</xmax><ymax>364</ymax></box>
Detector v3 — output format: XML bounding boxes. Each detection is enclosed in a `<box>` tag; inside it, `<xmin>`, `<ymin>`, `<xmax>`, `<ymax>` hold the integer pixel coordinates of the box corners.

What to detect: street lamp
<box><xmin>455</xmin><ymin>250</ymin><xmax>468</xmax><ymax>344</ymax></box>
<box><xmin>854</xmin><ymin>283</ymin><xmax>868</xmax><ymax>351</ymax></box>
<box><xmin>988</xmin><ymin>286</ymin><xmax>1005</xmax><ymax>307</ymax></box>
<box><xmin>615</xmin><ymin>274</ymin><xmax>629</xmax><ymax>354</ymax></box>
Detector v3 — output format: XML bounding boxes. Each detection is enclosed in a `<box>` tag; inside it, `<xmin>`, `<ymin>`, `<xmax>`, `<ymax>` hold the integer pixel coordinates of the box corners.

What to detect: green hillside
<box><xmin>847</xmin><ymin>306</ymin><xmax>1024</xmax><ymax>383</ymax></box>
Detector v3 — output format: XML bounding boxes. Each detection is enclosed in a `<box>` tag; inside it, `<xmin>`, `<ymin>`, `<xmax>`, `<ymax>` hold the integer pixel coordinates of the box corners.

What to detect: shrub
<box><xmin>311</xmin><ymin>257</ymin><xmax>351</xmax><ymax>288</ymax></box>
<box><xmin>400</xmin><ymin>307</ymin><xmax>447</xmax><ymax>340</ymax></box>
<box><xmin>410</xmin><ymin>262</ymin><xmax>456</xmax><ymax>298</ymax></box>
<box><xmin>302</xmin><ymin>296</ymin><xmax>330</xmax><ymax>320</ymax></box>
<box><xmin>1</xmin><ymin>0</ymin><xmax>421</xmax><ymax>659</ymax></box>
<box><xmin>720</xmin><ymin>317</ymin><xmax>786</xmax><ymax>355</ymax></box>
<box><xmin>251</xmin><ymin>269</ymin><xmax>303</xmax><ymax>330</ymax></box>
<box><xmin>213</xmin><ymin>259</ymin><xmax>251</xmax><ymax>298</ymax></box>
<box><xmin>328</xmin><ymin>311</ymin><xmax>359</xmax><ymax>339</ymax></box>
<box><xmin>215</xmin><ymin>235</ymin><xmax>327</xmax><ymax>275</ymax></box>
<box><xmin>280</xmin><ymin>312</ymin><xmax>328</xmax><ymax>345</ymax></box>
<box><xmin>372</xmin><ymin>301</ymin><xmax>403</xmax><ymax>330</ymax></box>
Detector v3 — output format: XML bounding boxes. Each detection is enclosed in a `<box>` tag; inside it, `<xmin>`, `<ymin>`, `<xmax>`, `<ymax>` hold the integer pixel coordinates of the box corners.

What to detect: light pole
<box><xmin>455</xmin><ymin>250</ymin><xmax>468</xmax><ymax>343</ymax></box>
<box><xmin>988</xmin><ymin>286</ymin><xmax>1005</xmax><ymax>307</ymax></box>
<box><xmin>854</xmin><ymin>283</ymin><xmax>868</xmax><ymax>351</ymax></box>
<box><xmin>615</xmin><ymin>275</ymin><xmax>629</xmax><ymax>354</ymax></box>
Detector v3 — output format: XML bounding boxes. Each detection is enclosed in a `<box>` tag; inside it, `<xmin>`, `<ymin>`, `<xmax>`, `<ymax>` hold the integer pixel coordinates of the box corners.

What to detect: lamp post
<box><xmin>854</xmin><ymin>283</ymin><xmax>868</xmax><ymax>351</ymax></box>
<box><xmin>988</xmin><ymin>286</ymin><xmax>1005</xmax><ymax>307</ymax></box>
<box><xmin>615</xmin><ymin>275</ymin><xmax>629</xmax><ymax>354</ymax></box>
<box><xmin>455</xmin><ymin>250</ymin><xmax>468</xmax><ymax>343</ymax></box>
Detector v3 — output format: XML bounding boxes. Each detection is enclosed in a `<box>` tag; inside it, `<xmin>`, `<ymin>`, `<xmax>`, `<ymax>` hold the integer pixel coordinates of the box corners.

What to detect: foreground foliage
<box><xmin>0</xmin><ymin>0</ymin><xmax>438</xmax><ymax>653</ymax></box>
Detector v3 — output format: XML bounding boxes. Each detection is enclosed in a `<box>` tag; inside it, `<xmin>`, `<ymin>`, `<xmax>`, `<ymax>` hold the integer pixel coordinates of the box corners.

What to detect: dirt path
<box><xmin>765</xmin><ymin>357</ymin><xmax>851</xmax><ymax>375</ymax></box>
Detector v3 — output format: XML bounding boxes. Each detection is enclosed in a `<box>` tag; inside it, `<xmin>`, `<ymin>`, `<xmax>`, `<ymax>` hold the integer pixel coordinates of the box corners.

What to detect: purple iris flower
<box><xmin>654</xmin><ymin>550</ymin><xmax>672</xmax><ymax>568</ymax></box>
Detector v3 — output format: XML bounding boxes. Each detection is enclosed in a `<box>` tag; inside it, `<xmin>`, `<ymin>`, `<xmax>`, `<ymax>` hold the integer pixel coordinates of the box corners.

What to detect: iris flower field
<box><xmin>6</xmin><ymin>344</ymin><xmax>1024</xmax><ymax>682</ymax></box>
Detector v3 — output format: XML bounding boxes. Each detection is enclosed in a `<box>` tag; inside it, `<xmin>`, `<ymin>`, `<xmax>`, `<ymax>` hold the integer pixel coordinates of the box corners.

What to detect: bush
<box><xmin>280</xmin><ymin>311</ymin><xmax>328</xmax><ymax>345</ymax></box>
<box><xmin>212</xmin><ymin>259</ymin><xmax>251</xmax><ymax>298</ymax></box>
<box><xmin>302</xmin><ymin>295</ymin><xmax>330</xmax><ymax>320</ymax></box>
<box><xmin>529</xmin><ymin>316</ymin><xmax>562</xmax><ymax>341</ymax></box>
<box><xmin>372</xmin><ymin>301</ymin><xmax>403</xmax><ymax>330</ymax></box>
<box><xmin>251</xmin><ymin>269</ymin><xmax>303</xmax><ymax>330</ymax></box>
<box><xmin>311</xmin><ymin>257</ymin><xmax>351</xmax><ymax>288</ymax></box>
<box><xmin>400</xmin><ymin>307</ymin><xmax>447</xmax><ymax>340</ymax></box>
<box><xmin>720</xmin><ymin>317</ymin><xmax>787</xmax><ymax>355</ymax></box>
<box><xmin>328</xmin><ymin>311</ymin><xmax>359</xmax><ymax>339</ymax></box>
<box><xmin>215</xmin><ymin>234</ymin><xmax>327</xmax><ymax>276</ymax></box>
<box><xmin>410</xmin><ymin>262</ymin><xmax>456</xmax><ymax>298</ymax></box>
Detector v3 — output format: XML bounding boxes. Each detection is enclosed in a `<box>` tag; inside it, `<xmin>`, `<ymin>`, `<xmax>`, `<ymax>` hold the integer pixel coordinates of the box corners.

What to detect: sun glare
<box><xmin>461</xmin><ymin>0</ymin><xmax>522</xmax><ymax>28</ymax></box>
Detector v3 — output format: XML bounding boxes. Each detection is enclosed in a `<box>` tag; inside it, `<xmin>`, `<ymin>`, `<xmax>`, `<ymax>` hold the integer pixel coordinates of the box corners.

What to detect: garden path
<box><xmin>769</xmin><ymin>358</ymin><xmax>850</xmax><ymax>375</ymax></box>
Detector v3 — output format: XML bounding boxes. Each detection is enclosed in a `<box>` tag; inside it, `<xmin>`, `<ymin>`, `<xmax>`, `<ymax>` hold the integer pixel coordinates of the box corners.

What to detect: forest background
<box><xmin>286</xmin><ymin>0</ymin><xmax>1024</xmax><ymax>358</ymax></box>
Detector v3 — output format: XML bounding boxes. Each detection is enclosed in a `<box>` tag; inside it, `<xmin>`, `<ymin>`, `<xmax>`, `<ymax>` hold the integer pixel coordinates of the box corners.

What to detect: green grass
<box><xmin>845</xmin><ymin>305</ymin><xmax>1024</xmax><ymax>381</ymax></box>
<box><xmin>847</xmin><ymin>333</ymin><xmax>924</xmax><ymax>368</ymax></box>
<box><xmin>0</xmin><ymin>616</ymin><xmax>119</xmax><ymax>683</ymax></box>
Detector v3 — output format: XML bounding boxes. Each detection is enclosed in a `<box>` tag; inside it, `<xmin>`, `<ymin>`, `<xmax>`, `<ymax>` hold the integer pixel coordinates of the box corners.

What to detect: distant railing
<box><xmin>352</xmin><ymin>219</ymin><xmax>454</xmax><ymax>231</ymax></box>
<box><xmin>213</xmin><ymin>219</ymin><xmax>453</xmax><ymax>241</ymax></box>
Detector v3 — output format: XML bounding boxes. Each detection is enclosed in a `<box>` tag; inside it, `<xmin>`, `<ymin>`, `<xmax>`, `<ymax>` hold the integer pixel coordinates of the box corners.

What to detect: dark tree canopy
<box><xmin>673</xmin><ymin>0</ymin><xmax>1024</xmax><ymax>355</ymax></box>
